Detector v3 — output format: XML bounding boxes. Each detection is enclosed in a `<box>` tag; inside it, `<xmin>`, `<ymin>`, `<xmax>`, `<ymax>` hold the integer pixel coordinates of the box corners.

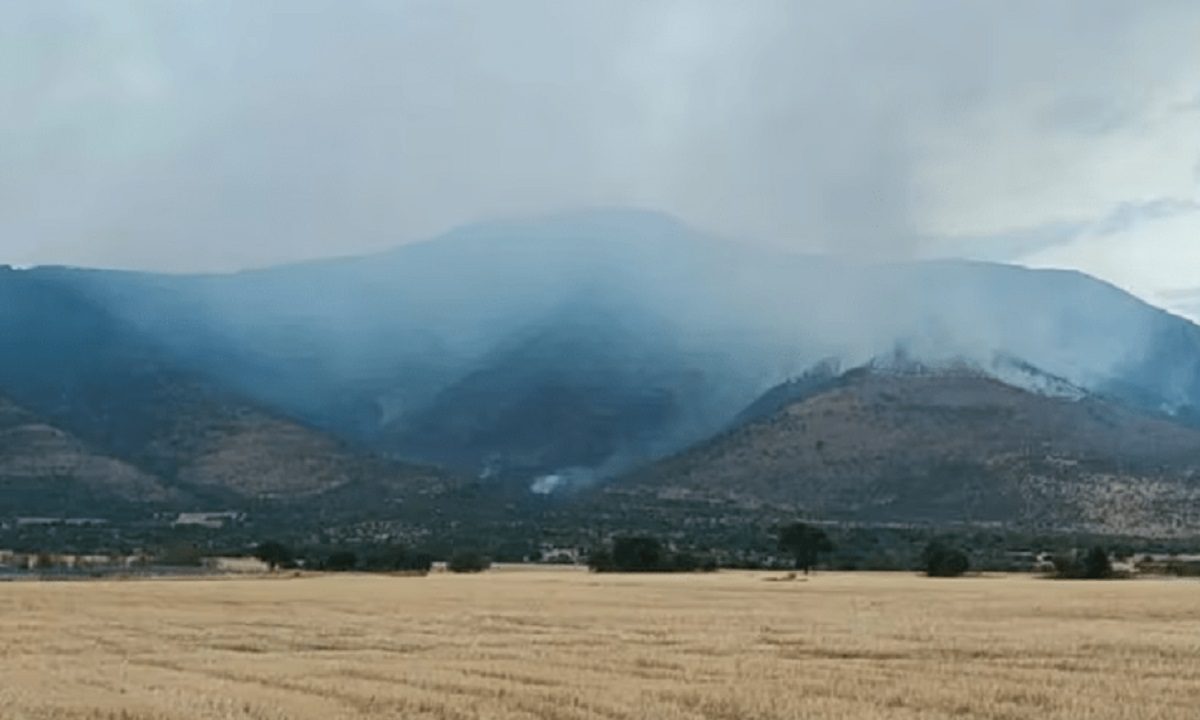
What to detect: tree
<box><xmin>612</xmin><ymin>536</ymin><xmax>666</xmax><ymax>572</ymax></box>
<box><xmin>448</xmin><ymin>551</ymin><xmax>491</xmax><ymax>573</ymax></box>
<box><xmin>921</xmin><ymin>540</ymin><xmax>970</xmax><ymax>577</ymax></box>
<box><xmin>1082</xmin><ymin>546</ymin><xmax>1113</xmax><ymax>579</ymax></box>
<box><xmin>362</xmin><ymin>545</ymin><xmax>433</xmax><ymax>573</ymax></box>
<box><xmin>777</xmin><ymin>522</ymin><xmax>833</xmax><ymax>574</ymax></box>
<box><xmin>589</xmin><ymin>539</ymin><xmax>718</xmax><ymax>573</ymax></box>
<box><xmin>1051</xmin><ymin>546</ymin><xmax>1114</xmax><ymax>580</ymax></box>
<box><xmin>324</xmin><ymin>550</ymin><xmax>358</xmax><ymax>572</ymax></box>
<box><xmin>587</xmin><ymin>546</ymin><xmax>615</xmax><ymax>572</ymax></box>
<box><xmin>253</xmin><ymin>541</ymin><xmax>293</xmax><ymax>572</ymax></box>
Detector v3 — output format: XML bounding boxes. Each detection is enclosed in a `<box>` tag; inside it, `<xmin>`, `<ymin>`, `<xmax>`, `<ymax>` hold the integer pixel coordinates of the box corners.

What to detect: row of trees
<box><xmin>249</xmin><ymin>529</ymin><xmax>1115</xmax><ymax>581</ymax></box>
<box><xmin>587</xmin><ymin>537</ymin><xmax>717</xmax><ymax>572</ymax></box>
<box><xmin>587</xmin><ymin>523</ymin><xmax>833</xmax><ymax>574</ymax></box>
<box><xmin>253</xmin><ymin>542</ymin><xmax>491</xmax><ymax>574</ymax></box>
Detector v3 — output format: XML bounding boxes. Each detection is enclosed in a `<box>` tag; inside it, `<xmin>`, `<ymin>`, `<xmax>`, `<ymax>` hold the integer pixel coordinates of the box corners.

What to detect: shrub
<box><xmin>612</xmin><ymin>537</ymin><xmax>666</xmax><ymax>572</ymax></box>
<box><xmin>324</xmin><ymin>550</ymin><xmax>358</xmax><ymax>572</ymax></box>
<box><xmin>1082</xmin><ymin>546</ymin><xmax>1113</xmax><ymax>579</ymax></box>
<box><xmin>362</xmin><ymin>545</ymin><xmax>433</xmax><ymax>573</ymax></box>
<box><xmin>777</xmin><ymin>522</ymin><xmax>833</xmax><ymax>574</ymax></box>
<box><xmin>588</xmin><ymin>538</ymin><xmax>718</xmax><ymax>573</ymax></box>
<box><xmin>447</xmin><ymin>551</ymin><xmax>491</xmax><ymax>573</ymax></box>
<box><xmin>587</xmin><ymin>547</ymin><xmax>615</xmax><ymax>572</ymax></box>
<box><xmin>253</xmin><ymin>541</ymin><xmax>293</xmax><ymax>571</ymax></box>
<box><xmin>1051</xmin><ymin>546</ymin><xmax>1114</xmax><ymax>579</ymax></box>
<box><xmin>921</xmin><ymin>541</ymin><xmax>970</xmax><ymax>577</ymax></box>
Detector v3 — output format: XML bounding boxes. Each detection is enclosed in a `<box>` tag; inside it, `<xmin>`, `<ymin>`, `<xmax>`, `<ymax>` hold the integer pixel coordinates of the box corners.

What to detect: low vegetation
<box><xmin>921</xmin><ymin>540</ymin><xmax>971</xmax><ymax>577</ymax></box>
<box><xmin>1051</xmin><ymin>546</ymin><xmax>1116</xmax><ymax>579</ymax></box>
<box><xmin>776</xmin><ymin>521</ymin><xmax>833</xmax><ymax>574</ymax></box>
<box><xmin>447</xmin><ymin>550</ymin><xmax>491</xmax><ymax>573</ymax></box>
<box><xmin>588</xmin><ymin>536</ymin><xmax>717</xmax><ymax>572</ymax></box>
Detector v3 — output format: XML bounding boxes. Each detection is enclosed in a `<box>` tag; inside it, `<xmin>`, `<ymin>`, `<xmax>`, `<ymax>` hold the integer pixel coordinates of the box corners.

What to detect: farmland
<box><xmin>1</xmin><ymin>569</ymin><xmax>1198</xmax><ymax>719</ymax></box>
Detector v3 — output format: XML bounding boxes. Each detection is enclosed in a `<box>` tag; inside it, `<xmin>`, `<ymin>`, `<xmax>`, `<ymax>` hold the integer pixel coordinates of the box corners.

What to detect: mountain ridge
<box><xmin>606</xmin><ymin>363</ymin><xmax>1200</xmax><ymax>535</ymax></box>
<box><xmin>3</xmin><ymin>209</ymin><xmax>1200</xmax><ymax>530</ymax></box>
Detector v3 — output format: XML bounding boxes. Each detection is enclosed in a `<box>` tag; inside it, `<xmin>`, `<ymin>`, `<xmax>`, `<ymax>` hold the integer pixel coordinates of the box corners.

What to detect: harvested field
<box><xmin>1</xmin><ymin>568</ymin><xmax>1198</xmax><ymax>719</ymax></box>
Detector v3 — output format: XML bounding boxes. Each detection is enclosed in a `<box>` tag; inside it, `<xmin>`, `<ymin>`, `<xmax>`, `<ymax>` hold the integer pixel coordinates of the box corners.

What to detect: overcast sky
<box><xmin>3</xmin><ymin>1</ymin><xmax>1199</xmax><ymax>317</ymax></box>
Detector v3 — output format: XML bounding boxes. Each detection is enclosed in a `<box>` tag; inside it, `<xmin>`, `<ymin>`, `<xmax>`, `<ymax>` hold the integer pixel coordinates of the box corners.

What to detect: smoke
<box><xmin>2</xmin><ymin>1</ymin><xmax>1197</xmax><ymax>271</ymax></box>
<box><xmin>529</xmin><ymin>474</ymin><xmax>564</xmax><ymax>496</ymax></box>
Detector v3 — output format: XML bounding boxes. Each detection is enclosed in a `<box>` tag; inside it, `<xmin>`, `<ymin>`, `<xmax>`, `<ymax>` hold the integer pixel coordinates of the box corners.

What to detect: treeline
<box><xmin>189</xmin><ymin>526</ymin><xmax>1132</xmax><ymax>581</ymax></box>
<box><xmin>587</xmin><ymin>537</ymin><xmax>717</xmax><ymax>573</ymax></box>
<box><xmin>252</xmin><ymin>541</ymin><xmax>492</xmax><ymax>574</ymax></box>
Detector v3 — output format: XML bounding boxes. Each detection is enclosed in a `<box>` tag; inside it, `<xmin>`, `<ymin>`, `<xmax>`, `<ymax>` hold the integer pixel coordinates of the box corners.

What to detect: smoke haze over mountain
<box><xmin>2</xmin><ymin>1</ymin><xmax>1199</xmax><ymax>319</ymax></box>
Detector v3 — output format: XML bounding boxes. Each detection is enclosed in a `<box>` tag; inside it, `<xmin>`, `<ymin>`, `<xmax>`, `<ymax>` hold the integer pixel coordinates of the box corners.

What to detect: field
<box><xmin>1</xmin><ymin>569</ymin><xmax>1198</xmax><ymax>720</ymax></box>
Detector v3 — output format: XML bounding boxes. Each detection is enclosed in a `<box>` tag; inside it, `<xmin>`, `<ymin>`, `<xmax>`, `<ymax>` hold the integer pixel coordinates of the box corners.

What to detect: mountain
<box><xmin>0</xmin><ymin>267</ymin><xmax>454</xmax><ymax>509</ymax></box>
<box><xmin>0</xmin><ymin>393</ymin><xmax>173</xmax><ymax>515</ymax></box>
<box><xmin>21</xmin><ymin>209</ymin><xmax>1200</xmax><ymax>490</ymax></box>
<box><xmin>4</xmin><ymin>208</ymin><xmax>1200</xmax><ymax>530</ymax></box>
<box><xmin>607</xmin><ymin>365</ymin><xmax>1200</xmax><ymax>535</ymax></box>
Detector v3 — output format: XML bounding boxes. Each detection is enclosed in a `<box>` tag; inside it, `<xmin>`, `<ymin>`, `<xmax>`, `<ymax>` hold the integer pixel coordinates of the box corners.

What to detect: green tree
<box><xmin>921</xmin><ymin>540</ymin><xmax>970</xmax><ymax>577</ymax></box>
<box><xmin>324</xmin><ymin>550</ymin><xmax>358</xmax><ymax>572</ymax></box>
<box><xmin>612</xmin><ymin>536</ymin><xmax>666</xmax><ymax>572</ymax></box>
<box><xmin>777</xmin><ymin>522</ymin><xmax>833</xmax><ymax>574</ymax></box>
<box><xmin>1082</xmin><ymin>546</ymin><xmax>1113</xmax><ymax>579</ymax></box>
<box><xmin>587</xmin><ymin>546</ymin><xmax>615</xmax><ymax>572</ymax></box>
<box><xmin>253</xmin><ymin>541</ymin><xmax>293</xmax><ymax>572</ymax></box>
<box><xmin>362</xmin><ymin>545</ymin><xmax>432</xmax><ymax>573</ymax></box>
<box><xmin>447</xmin><ymin>550</ymin><xmax>491</xmax><ymax>573</ymax></box>
<box><xmin>1051</xmin><ymin>546</ymin><xmax>1114</xmax><ymax>580</ymax></box>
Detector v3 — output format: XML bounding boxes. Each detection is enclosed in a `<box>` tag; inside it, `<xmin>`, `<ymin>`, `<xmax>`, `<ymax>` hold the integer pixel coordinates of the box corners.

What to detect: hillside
<box><xmin>0</xmin><ymin>270</ymin><xmax>455</xmax><ymax>509</ymax></box>
<box><xmin>5</xmin><ymin>211</ymin><xmax>1200</xmax><ymax>527</ymax></box>
<box><xmin>33</xmin><ymin>209</ymin><xmax>1200</xmax><ymax>484</ymax></box>
<box><xmin>608</xmin><ymin>367</ymin><xmax>1200</xmax><ymax>535</ymax></box>
<box><xmin>0</xmin><ymin>394</ymin><xmax>174</xmax><ymax>515</ymax></box>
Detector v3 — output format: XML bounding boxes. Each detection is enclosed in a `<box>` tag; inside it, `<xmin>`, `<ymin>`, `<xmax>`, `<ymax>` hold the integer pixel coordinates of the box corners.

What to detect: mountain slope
<box><xmin>385</xmin><ymin>300</ymin><xmax>741</xmax><ymax>477</ymax></box>
<box><xmin>0</xmin><ymin>269</ymin><xmax>454</xmax><ymax>506</ymax></box>
<box><xmin>608</xmin><ymin>367</ymin><xmax>1200</xmax><ymax>535</ymax></box>
<box><xmin>8</xmin><ymin>209</ymin><xmax>1200</xmax><ymax>489</ymax></box>
<box><xmin>0</xmin><ymin>394</ymin><xmax>173</xmax><ymax>515</ymax></box>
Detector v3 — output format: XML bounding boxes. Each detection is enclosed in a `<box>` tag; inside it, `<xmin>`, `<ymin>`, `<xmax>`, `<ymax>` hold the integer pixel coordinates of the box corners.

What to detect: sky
<box><xmin>2</xmin><ymin>1</ymin><xmax>1199</xmax><ymax>318</ymax></box>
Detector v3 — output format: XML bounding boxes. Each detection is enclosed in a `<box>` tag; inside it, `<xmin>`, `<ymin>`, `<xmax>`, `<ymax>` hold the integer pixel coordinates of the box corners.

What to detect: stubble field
<box><xmin>1</xmin><ymin>568</ymin><xmax>1198</xmax><ymax>720</ymax></box>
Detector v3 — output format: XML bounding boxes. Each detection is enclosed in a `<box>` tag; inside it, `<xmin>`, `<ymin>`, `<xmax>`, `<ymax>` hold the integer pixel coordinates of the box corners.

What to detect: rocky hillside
<box><xmin>0</xmin><ymin>270</ymin><xmax>455</xmax><ymax>511</ymax></box>
<box><xmin>607</xmin><ymin>367</ymin><xmax>1200</xmax><ymax>535</ymax></box>
<box><xmin>0</xmin><ymin>394</ymin><xmax>174</xmax><ymax>515</ymax></box>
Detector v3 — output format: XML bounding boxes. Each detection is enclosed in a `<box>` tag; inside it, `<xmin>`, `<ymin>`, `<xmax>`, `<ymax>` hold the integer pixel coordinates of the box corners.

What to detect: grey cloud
<box><xmin>1093</xmin><ymin>198</ymin><xmax>1200</xmax><ymax>236</ymax></box>
<box><xmin>926</xmin><ymin>221</ymin><xmax>1090</xmax><ymax>262</ymax></box>
<box><xmin>1</xmin><ymin>1</ymin><xmax>1198</xmax><ymax>271</ymax></box>
<box><xmin>928</xmin><ymin>196</ymin><xmax>1200</xmax><ymax>261</ymax></box>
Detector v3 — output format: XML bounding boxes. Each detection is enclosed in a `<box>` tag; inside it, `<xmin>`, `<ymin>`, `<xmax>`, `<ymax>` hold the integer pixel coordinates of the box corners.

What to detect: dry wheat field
<box><xmin>1</xmin><ymin>568</ymin><xmax>1199</xmax><ymax>720</ymax></box>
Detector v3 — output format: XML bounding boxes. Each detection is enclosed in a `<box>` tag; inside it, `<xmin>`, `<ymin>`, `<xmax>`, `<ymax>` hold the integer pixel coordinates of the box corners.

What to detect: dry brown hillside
<box><xmin>610</xmin><ymin>370</ymin><xmax>1200</xmax><ymax>535</ymax></box>
<box><xmin>0</xmin><ymin>394</ymin><xmax>174</xmax><ymax>510</ymax></box>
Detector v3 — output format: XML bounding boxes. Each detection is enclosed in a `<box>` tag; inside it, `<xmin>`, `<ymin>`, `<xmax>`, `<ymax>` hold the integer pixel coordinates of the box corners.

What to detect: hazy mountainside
<box><xmin>384</xmin><ymin>301</ymin><xmax>745</xmax><ymax>477</ymax></box>
<box><xmin>4</xmin><ymin>209</ymin><xmax>1200</xmax><ymax>527</ymax></box>
<box><xmin>29</xmin><ymin>209</ymin><xmax>1200</xmax><ymax>488</ymax></box>
<box><xmin>0</xmin><ymin>393</ymin><xmax>173</xmax><ymax>515</ymax></box>
<box><xmin>0</xmin><ymin>268</ymin><xmax>454</xmax><ymax>508</ymax></box>
<box><xmin>609</xmin><ymin>366</ymin><xmax>1200</xmax><ymax>535</ymax></box>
